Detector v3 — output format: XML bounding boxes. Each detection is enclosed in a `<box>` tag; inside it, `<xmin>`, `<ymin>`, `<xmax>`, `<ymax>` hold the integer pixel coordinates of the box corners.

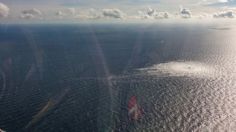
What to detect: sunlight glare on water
<box><xmin>138</xmin><ymin>61</ymin><xmax>215</xmax><ymax>78</ymax></box>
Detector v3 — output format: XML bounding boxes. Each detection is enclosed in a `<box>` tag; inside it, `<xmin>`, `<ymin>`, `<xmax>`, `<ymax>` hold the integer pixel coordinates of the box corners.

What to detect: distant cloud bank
<box><xmin>1</xmin><ymin>2</ymin><xmax>236</xmax><ymax>22</ymax></box>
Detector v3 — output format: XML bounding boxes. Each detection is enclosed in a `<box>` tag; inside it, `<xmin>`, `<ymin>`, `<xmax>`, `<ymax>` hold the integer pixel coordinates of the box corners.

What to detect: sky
<box><xmin>0</xmin><ymin>0</ymin><xmax>229</xmax><ymax>5</ymax></box>
<box><xmin>0</xmin><ymin>0</ymin><xmax>236</xmax><ymax>22</ymax></box>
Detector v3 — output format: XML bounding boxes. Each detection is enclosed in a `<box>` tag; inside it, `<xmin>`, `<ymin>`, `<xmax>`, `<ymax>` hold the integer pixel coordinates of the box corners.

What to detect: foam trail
<box><xmin>25</xmin><ymin>88</ymin><xmax>70</xmax><ymax>130</ymax></box>
<box><xmin>25</xmin><ymin>100</ymin><xmax>53</xmax><ymax>129</ymax></box>
<box><xmin>23</xmin><ymin>63</ymin><xmax>36</xmax><ymax>83</ymax></box>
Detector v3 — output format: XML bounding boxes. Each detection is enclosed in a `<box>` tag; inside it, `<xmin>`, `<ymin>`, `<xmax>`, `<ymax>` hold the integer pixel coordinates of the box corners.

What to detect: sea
<box><xmin>0</xmin><ymin>22</ymin><xmax>236</xmax><ymax>132</ymax></box>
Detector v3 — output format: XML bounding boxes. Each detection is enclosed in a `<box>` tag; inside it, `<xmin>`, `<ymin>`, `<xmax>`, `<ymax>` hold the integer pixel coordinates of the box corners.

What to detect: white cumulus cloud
<box><xmin>0</xmin><ymin>3</ymin><xmax>9</xmax><ymax>18</ymax></box>
<box><xmin>180</xmin><ymin>7</ymin><xmax>192</xmax><ymax>18</ymax></box>
<box><xmin>102</xmin><ymin>8</ymin><xmax>125</xmax><ymax>19</ymax></box>
<box><xmin>73</xmin><ymin>9</ymin><xmax>102</xmax><ymax>20</ymax></box>
<box><xmin>213</xmin><ymin>10</ymin><xmax>235</xmax><ymax>18</ymax></box>
<box><xmin>55</xmin><ymin>11</ymin><xmax>64</xmax><ymax>17</ymax></box>
<box><xmin>138</xmin><ymin>7</ymin><xmax>170</xmax><ymax>19</ymax></box>
<box><xmin>67</xmin><ymin>8</ymin><xmax>76</xmax><ymax>15</ymax></box>
<box><xmin>20</xmin><ymin>13</ymin><xmax>35</xmax><ymax>19</ymax></box>
<box><xmin>87</xmin><ymin>8</ymin><xmax>102</xmax><ymax>19</ymax></box>
<box><xmin>138</xmin><ymin>7</ymin><xmax>157</xmax><ymax>19</ymax></box>
<box><xmin>22</xmin><ymin>8</ymin><xmax>42</xmax><ymax>16</ymax></box>
<box><xmin>55</xmin><ymin>8</ymin><xmax>77</xmax><ymax>19</ymax></box>
<box><xmin>21</xmin><ymin>8</ymin><xmax>42</xmax><ymax>19</ymax></box>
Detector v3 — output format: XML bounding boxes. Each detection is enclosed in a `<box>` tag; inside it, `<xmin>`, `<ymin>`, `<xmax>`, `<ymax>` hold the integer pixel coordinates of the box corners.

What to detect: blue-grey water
<box><xmin>0</xmin><ymin>23</ymin><xmax>236</xmax><ymax>132</ymax></box>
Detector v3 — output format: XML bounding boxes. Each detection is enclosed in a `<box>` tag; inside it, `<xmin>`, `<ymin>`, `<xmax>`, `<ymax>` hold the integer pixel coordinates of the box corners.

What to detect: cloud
<box><xmin>0</xmin><ymin>3</ymin><xmax>9</xmax><ymax>18</ymax></box>
<box><xmin>74</xmin><ymin>8</ymin><xmax>126</xmax><ymax>20</ymax></box>
<box><xmin>138</xmin><ymin>7</ymin><xmax>156</xmax><ymax>19</ymax></box>
<box><xmin>180</xmin><ymin>7</ymin><xmax>192</xmax><ymax>18</ymax></box>
<box><xmin>197</xmin><ymin>13</ymin><xmax>212</xmax><ymax>19</ymax></box>
<box><xmin>20</xmin><ymin>13</ymin><xmax>35</xmax><ymax>19</ymax></box>
<box><xmin>87</xmin><ymin>8</ymin><xmax>102</xmax><ymax>19</ymax></box>
<box><xmin>21</xmin><ymin>8</ymin><xmax>42</xmax><ymax>19</ymax></box>
<box><xmin>102</xmin><ymin>8</ymin><xmax>125</xmax><ymax>19</ymax></box>
<box><xmin>207</xmin><ymin>0</ymin><xmax>236</xmax><ymax>7</ymax></box>
<box><xmin>66</xmin><ymin>8</ymin><xmax>76</xmax><ymax>16</ymax></box>
<box><xmin>55</xmin><ymin>8</ymin><xmax>76</xmax><ymax>18</ymax></box>
<box><xmin>22</xmin><ymin>8</ymin><xmax>42</xmax><ymax>16</ymax></box>
<box><xmin>160</xmin><ymin>12</ymin><xmax>170</xmax><ymax>19</ymax></box>
<box><xmin>213</xmin><ymin>10</ymin><xmax>235</xmax><ymax>18</ymax></box>
<box><xmin>73</xmin><ymin>9</ymin><xmax>102</xmax><ymax>20</ymax></box>
<box><xmin>138</xmin><ymin>7</ymin><xmax>170</xmax><ymax>19</ymax></box>
<box><xmin>55</xmin><ymin>11</ymin><xmax>64</xmax><ymax>17</ymax></box>
<box><xmin>218</xmin><ymin>0</ymin><xmax>228</xmax><ymax>3</ymax></box>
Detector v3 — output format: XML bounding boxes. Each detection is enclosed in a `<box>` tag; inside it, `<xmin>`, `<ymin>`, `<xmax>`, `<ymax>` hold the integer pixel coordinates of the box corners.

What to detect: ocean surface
<box><xmin>0</xmin><ymin>23</ymin><xmax>236</xmax><ymax>132</ymax></box>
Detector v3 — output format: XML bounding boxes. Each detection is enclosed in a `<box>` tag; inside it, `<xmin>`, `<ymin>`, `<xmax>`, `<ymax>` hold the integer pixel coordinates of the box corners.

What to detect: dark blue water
<box><xmin>0</xmin><ymin>23</ymin><xmax>236</xmax><ymax>132</ymax></box>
